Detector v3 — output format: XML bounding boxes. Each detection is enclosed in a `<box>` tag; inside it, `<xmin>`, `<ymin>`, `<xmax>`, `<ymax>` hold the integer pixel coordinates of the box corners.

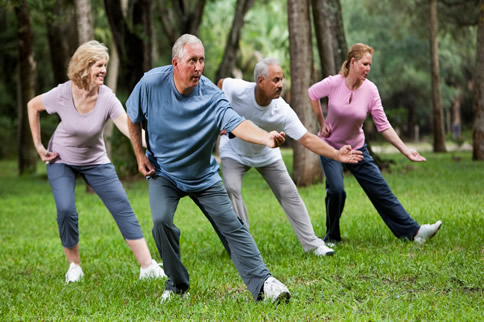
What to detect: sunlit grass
<box><xmin>0</xmin><ymin>150</ymin><xmax>482</xmax><ymax>320</ymax></box>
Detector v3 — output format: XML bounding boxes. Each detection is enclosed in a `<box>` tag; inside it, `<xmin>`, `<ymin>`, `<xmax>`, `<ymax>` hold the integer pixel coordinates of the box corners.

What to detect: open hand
<box><xmin>404</xmin><ymin>148</ymin><xmax>426</xmax><ymax>162</ymax></box>
<box><xmin>337</xmin><ymin>145</ymin><xmax>363</xmax><ymax>164</ymax></box>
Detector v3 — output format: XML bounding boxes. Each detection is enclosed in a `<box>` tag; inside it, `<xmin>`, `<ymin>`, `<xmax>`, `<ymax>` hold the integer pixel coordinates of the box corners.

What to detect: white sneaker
<box><xmin>263</xmin><ymin>277</ymin><xmax>290</xmax><ymax>303</ymax></box>
<box><xmin>139</xmin><ymin>260</ymin><xmax>167</xmax><ymax>280</ymax></box>
<box><xmin>414</xmin><ymin>220</ymin><xmax>442</xmax><ymax>244</ymax></box>
<box><xmin>313</xmin><ymin>243</ymin><xmax>335</xmax><ymax>256</ymax></box>
<box><xmin>65</xmin><ymin>262</ymin><xmax>84</xmax><ymax>283</ymax></box>
<box><xmin>160</xmin><ymin>290</ymin><xmax>174</xmax><ymax>303</ymax></box>
<box><xmin>160</xmin><ymin>290</ymin><xmax>189</xmax><ymax>303</ymax></box>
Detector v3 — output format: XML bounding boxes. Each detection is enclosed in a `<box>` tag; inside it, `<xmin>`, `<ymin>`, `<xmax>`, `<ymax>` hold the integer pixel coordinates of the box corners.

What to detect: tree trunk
<box><xmin>156</xmin><ymin>0</ymin><xmax>207</xmax><ymax>47</ymax></box>
<box><xmin>473</xmin><ymin>0</ymin><xmax>484</xmax><ymax>160</ymax></box>
<box><xmin>104</xmin><ymin>0</ymin><xmax>126</xmax><ymax>160</ymax></box>
<box><xmin>104</xmin><ymin>0</ymin><xmax>152</xmax><ymax>177</ymax></box>
<box><xmin>429</xmin><ymin>0</ymin><xmax>447</xmax><ymax>152</ymax></box>
<box><xmin>215</xmin><ymin>0</ymin><xmax>255</xmax><ymax>82</ymax></box>
<box><xmin>311</xmin><ymin>0</ymin><xmax>337</xmax><ymax>78</ymax></box>
<box><xmin>15</xmin><ymin>0</ymin><xmax>37</xmax><ymax>175</ymax></box>
<box><xmin>104</xmin><ymin>44</ymin><xmax>120</xmax><ymax>160</ymax></box>
<box><xmin>451</xmin><ymin>89</ymin><xmax>462</xmax><ymax>140</ymax></box>
<box><xmin>407</xmin><ymin>104</ymin><xmax>416</xmax><ymax>140</ymax></box>
<box><xmin>288</xmin><ymin>0</ymin><xmax>322</xmax><ymax>186</ymax></box>
<box><xmin>45</xmin><ymin>0</ymin><xmax>76</xmax><ymax>84</ymax></box>
<box><xmin>105</xmin><ymin>0</ymin><xmax>152</xmax><ymax>91</ymax></box>
<box><xmin>74</xmin><ymin>0</ymin><xmax>94</xmax><ymax>44</ymax></box>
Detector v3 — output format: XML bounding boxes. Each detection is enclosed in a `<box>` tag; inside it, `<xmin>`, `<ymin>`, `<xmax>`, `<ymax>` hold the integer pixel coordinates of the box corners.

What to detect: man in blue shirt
<box><xmin>126</xmin><ymin>34</ymin><xmax>290</xmax><ymax>303</ymax></box>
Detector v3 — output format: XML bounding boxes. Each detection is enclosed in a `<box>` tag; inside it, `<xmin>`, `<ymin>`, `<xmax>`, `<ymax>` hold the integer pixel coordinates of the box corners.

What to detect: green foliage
<box><xmin>200</xmin><ymin>0</ymin><xmax>290</xmax><ymax>82</ymax></box>
<box><xmin>1</xmin><ymin>150</ymin><xmax>483</xmax><ymax>319</ymax></box>
<box><xmin>0</xmin><ymin>0</ymin><xmax>479</xmax><ymax>165</ymax></box>
<box><xmin>342</xmin><ymin>0</ymin><xmax>476</xmax><ymax>135</ymax></box>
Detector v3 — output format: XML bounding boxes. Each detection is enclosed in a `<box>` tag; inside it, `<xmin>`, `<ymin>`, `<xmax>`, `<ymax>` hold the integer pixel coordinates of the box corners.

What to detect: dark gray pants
<box><xmin>47</xmin><ymin>163</ymin><xmax>144</xmax><ymax>248</ymax></box>
<box><xmin>320</xmin><ymin>144</ymin><xmax>420</xmax><ymax>242</ymax></box>
<box><xmin>148</xmin><ymin>176</ymin><xmax>271</xmax><ymax>300</ymax></box>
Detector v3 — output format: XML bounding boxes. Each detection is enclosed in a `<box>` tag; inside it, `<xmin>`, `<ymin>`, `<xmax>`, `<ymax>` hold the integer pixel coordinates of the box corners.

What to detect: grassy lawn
<box><xmin>0</xmin><ymin>150</ymin><xmax>482</xmax><ymax>320</ymax></box>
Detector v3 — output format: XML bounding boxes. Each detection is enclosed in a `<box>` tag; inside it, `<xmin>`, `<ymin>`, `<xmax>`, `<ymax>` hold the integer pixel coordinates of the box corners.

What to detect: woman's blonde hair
<box><xmin>67</xmin><ymin>40</ymin><xmax>109</xmax><ymax>90</ymax></box>
<box><xmin>339</xmin><ymin>43</ymin><xmax>374</xmax><ymax>77</ymax></box>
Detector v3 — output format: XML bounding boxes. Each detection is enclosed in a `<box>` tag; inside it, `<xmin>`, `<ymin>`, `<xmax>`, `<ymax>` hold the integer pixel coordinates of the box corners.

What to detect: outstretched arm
<box><xmin>127</xmin><ymin>117</ymin><xmax>155</xmax><ymax>176</ymax></box>
<box><xmin>230</xmin><ymin>120</ymin><xmax>286</xmax><ymax>148</ymax></box>
<box><xmin>381</xmin><ymin>127</ymin><xmax>426</xmax><ymax>162</ymax></box>
<box><xmin>298</xmin><ymin>132</ymin><xmax>363</xmax><ymax>164</ymax></box>
<box><xmin>27</xmin><ymin>95</ymin><xmax>58</xmax><ymax>162</ymax></box>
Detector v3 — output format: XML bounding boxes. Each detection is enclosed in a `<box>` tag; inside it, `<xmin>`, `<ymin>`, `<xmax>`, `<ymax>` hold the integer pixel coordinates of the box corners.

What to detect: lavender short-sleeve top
<box><xmin>42</xmin><ymin>81</ymin><xmax>124</xmax><ymax>165</ymax></box>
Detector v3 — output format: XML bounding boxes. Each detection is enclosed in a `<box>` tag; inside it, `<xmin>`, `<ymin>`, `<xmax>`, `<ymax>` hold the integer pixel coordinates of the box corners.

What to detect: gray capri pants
<box><xmin>47</xmin><ymin>163</ymin><xmax>144</xmax><ymax>248</ymax></box>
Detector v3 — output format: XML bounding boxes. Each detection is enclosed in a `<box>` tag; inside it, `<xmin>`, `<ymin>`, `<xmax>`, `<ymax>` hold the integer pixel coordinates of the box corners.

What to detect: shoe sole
<box><xmin>274</xmin><ymin>291</ymin><xmax>291</xmax><ymax>304</ymax></box>
<box><xmin>429</xmin><ymin>221</ymin><xmax>442</xmax><ymax>239</ymax></box>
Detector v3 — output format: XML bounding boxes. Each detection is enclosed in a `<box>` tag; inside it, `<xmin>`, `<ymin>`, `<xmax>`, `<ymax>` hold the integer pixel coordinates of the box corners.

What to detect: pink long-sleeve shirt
<box><xmin>308</xmin><ymin>74</ymin><xmax>391</xmax><ymax>150</ymax></box>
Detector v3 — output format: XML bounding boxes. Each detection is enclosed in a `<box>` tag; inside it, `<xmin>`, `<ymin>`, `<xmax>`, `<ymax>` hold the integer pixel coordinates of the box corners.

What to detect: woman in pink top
<box><xmin>27</xmin><ymin>41</ymin><xmax>166</xmax><ymax>283</ymax></box>
<box><xmin>308</xmin><ymin>43</ymin><xmax>441</xmax><ymax>244</ymax></box>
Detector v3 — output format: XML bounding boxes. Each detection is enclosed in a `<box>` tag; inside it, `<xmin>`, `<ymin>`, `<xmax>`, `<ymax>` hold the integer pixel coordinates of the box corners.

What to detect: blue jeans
<box><xmin>148</xmin><ymin>176</ymin><xmax>271</xmax><ymax>300</ymax></box>
<box><xmin>47</xmin><ymin>163</ymin><xmax>144</xmax><ymax>248</ymax></box>
<box><xmin>320</xmin><ymin>145</ymin><xmax>420</xmax><ymax>242</ymax></box>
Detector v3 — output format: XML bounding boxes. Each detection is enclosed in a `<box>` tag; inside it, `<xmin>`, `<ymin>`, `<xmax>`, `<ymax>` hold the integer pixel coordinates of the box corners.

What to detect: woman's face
<box><xmin>89</xmin><ymin>58</ymin><xmax>107</xmax><ymax>87</ymax></box>
<box><xmin>350</xmin><ymin>52</ymin><xmax>372</xmax><ymax>82</ymax></box>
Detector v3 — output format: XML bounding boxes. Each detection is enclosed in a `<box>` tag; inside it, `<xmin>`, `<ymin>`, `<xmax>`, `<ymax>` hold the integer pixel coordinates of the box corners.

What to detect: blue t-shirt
<box><xmin>126</xmin><ymin>65</ymin><xmax>244</xmax><ymax>192</ymax></box>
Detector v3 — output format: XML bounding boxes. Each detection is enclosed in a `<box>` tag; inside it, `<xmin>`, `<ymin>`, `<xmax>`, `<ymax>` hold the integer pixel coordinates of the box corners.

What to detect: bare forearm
<box><xmin>310</xmin><ymin>99</ymin><xmax>325</xmax><ymax>127</ymax></box>
<box><xmin>115</xmin><ymin>113</ymin><xmax>147</xmax><ymax>148</ymax></box>
<box><xmin>298</xmin><ymin>132</ymin><xmax>338</xmax><ymax>160</ymax></box>
<box><xmin>381</xmin><ymin>127</ymin><xmax>408</xmax><ymax>154</ymax></box>
<box><xmin>128</xmin><ymin>119</ymin><xmax>144</xmax><ymax>158</ymax></box>
<box><xmin>28</xmin><ymin>106</ymin><xmax>42</xmax><ymax>149</ymax></box>
<box><xmin>230</xmin><ymin>120</ymin><xmax>270</xmax><ymax>145</ymax></box>
<box><xmin>27</xmin><ymin>96</ymin><xmax>45</xmax><ymax>152</ymax></box>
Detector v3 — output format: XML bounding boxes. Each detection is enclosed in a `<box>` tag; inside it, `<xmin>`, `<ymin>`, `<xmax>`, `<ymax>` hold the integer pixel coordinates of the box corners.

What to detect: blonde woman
<box><xmin>28</xmin><ymin>40</ymin><xmax>165</xmax><ymax>283</ymax></box>
<box><xmin>308</xmin><ymin>43</ymin><xmax>442</xmax><ymax>244</ymax></box>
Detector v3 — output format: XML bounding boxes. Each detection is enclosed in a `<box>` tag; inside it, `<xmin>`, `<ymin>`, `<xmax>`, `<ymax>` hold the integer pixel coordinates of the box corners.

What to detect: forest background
<box><xmin>1</xmin><ymin>0</ymin><xmax>483</xmax><ymax>182</ymax></box>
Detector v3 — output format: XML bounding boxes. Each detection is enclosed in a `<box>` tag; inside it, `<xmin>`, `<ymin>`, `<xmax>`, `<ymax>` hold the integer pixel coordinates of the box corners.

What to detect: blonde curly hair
<box><xmin>67</xmin><ymin>40</ymin><xmax>109</xmax><ymax>90</ymax></box>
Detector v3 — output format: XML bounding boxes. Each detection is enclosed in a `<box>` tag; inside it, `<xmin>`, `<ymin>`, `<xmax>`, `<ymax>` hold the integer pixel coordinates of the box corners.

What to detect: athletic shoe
<box><xmin>414</xmin><ymin>220</ymin><xmax>442</xmax><ymax>244</ymax></box>
<box><xmin>263</xmin><ymin>277</ymin><xmax>290</xmax><ymax>303</ymax></box>
<box><xmin>160</xmin><ymin>290</ymin><xmax>189</xmax><ymax>303</ymax></box>
<box><xmin>139</xmin><ymin>260</ymin><xmax>167</xmax><ymax>280</ymax></box>
<box><xmin>65</xmin><ymin>262</ymin><xmax>84</xmax><ymax>284</ymax></box>
<box><xmin>313</xmin><ymin>243</ymin><xmax>335</xmax><ymax>256</ymax></box>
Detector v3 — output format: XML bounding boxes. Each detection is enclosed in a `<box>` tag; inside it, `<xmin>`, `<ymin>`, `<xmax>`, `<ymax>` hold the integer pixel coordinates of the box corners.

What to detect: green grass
<box><xmin>0</xmin><ymin>150</ymin><xmax>483</xmax><ymax>320</ymax></box>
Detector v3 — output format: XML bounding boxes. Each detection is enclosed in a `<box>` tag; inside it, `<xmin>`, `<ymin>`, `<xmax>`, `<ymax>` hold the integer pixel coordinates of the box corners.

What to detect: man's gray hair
<box><xmin>172</xmin><ymin>34</ymin><xmax>203</xmax><ymax>59</ymax></box>
<box><xmin>254</xmin><ymin>57</ymin><xmax>281</xmax><ymax>82</ymax></box>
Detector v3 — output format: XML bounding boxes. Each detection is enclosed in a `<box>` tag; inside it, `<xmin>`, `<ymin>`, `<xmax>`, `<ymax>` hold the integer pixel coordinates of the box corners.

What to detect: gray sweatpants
<box><xmin>221</xmin><ymin>158</ymin><xmax>325</xmax><ymax>252</ymax></box>
<box><xmin>148</xmin><ymin>176</ymin><xmax>271</xmax><ymax>300</ymax></box>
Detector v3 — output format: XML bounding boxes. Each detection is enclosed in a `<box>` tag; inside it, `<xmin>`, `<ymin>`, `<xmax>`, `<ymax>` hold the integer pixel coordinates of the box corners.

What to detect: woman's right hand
<box><xmin>319</xmin><ymin>122</ymin><xmax>331</xmax><ymax>138</ymax></box>
<box><xmin>37</xmin><ymin>145</ymin><xmax>58</xmax><ymax>162</ymax></box>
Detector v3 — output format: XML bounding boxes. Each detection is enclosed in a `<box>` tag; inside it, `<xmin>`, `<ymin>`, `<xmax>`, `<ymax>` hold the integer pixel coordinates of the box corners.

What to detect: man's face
<box><xmin>257</xmin><ymin>64</ymin><xmax>283</xmax><ymax>100</ymax></box>
<box><xmin>173</xmin><ymin>43</ymin><xmax>205</xmax><ymax>94</ymax></box>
